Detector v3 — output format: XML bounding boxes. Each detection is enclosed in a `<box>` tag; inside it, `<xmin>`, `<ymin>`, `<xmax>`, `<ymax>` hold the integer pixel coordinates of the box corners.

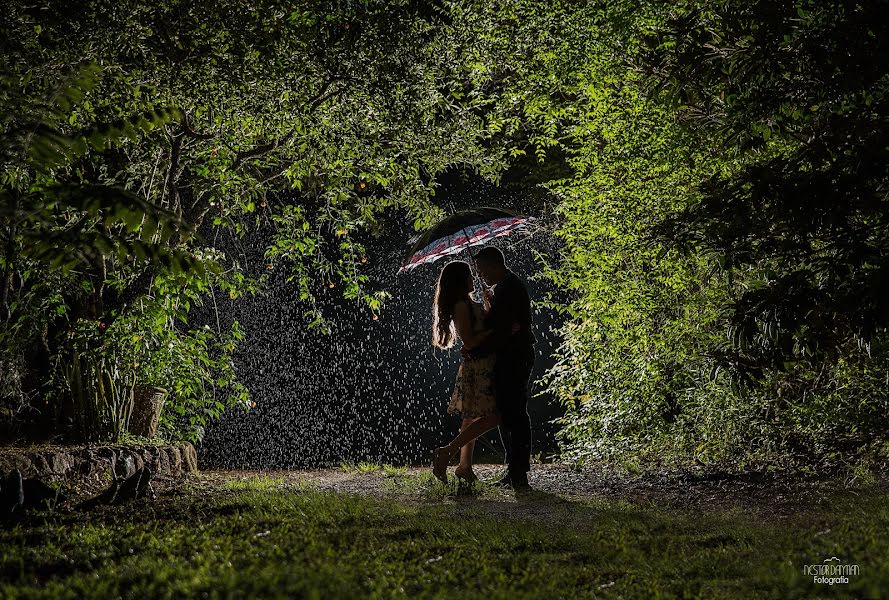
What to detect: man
<box><xmin>463</xmin><ymin>247</ymin><xmax>536</xmax><ymax>490</ymax></box>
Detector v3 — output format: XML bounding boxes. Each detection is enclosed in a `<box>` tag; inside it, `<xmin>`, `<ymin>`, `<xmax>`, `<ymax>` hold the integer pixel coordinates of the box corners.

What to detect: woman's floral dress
<box><xmin>447</xmin><ymin>300</ymin><xmax>498</xmax><ymax>418</ymax></box>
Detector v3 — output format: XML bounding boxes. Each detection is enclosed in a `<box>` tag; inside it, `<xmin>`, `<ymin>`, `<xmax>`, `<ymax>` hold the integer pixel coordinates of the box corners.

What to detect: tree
<box><xmin>457</xmin><ymin>0</ymin><xmax>889</xmax><ymax>466</ymax></box>
<box><xmin>646</xmin><ymin>0</ymin><xmax>889</xmax><ymax>376</ymax></box>
<box><xmin>0</xmin><ymin>0</ymin><xmax>503</xmax><ymax>440</ymax></box>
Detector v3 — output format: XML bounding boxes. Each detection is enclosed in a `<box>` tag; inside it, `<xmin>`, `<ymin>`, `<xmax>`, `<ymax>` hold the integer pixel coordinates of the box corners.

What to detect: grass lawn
<box><xmin>0</xmin><ymin>467</ymin><xmax>886</xmax><ymax>599</ymax></box>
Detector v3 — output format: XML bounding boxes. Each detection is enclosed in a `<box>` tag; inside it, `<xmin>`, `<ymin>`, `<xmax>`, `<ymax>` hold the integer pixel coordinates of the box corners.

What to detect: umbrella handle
<box><xmin>461</xmin><ymin>226</ymin><xmax>483</xmax><ymax>298</ymax></box>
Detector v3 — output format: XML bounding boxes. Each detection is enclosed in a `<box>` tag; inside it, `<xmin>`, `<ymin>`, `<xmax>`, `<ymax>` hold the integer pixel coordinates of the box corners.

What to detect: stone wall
<box><xmin>0</xmin><ymin>443</ymin><xmax>197</xmax><ymax>484</ymax></box>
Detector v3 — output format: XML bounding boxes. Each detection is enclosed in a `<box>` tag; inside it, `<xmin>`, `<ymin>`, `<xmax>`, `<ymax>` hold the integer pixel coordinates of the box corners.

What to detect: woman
<box><xmin>430</xmin><ymin>260</ymin><xmax>500</xmax><ymax>484</ymax></box>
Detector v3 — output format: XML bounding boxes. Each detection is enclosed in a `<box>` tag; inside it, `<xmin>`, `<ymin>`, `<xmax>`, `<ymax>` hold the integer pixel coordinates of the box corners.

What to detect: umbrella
<box><xmin>399</xmin><ymin>207</ymin><xmax>533</xmax><ymax>273</ymax></box>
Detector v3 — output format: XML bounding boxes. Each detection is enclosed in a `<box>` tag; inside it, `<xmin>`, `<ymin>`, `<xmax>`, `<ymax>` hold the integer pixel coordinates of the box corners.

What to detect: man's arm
<box><xmin>468</xmin><ymin>279</ymin><xmax>519</xmax><ymax>356</ymax></box>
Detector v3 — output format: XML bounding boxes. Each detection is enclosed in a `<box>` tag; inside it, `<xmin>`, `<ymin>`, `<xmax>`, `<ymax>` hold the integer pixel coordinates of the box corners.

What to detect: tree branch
<box><xmin>180</xmin><ymin>111</ymin><xmax>215</xmax><ymax>140</ymax></box>
<box><xmin>231</xmin><ymin>131</ymin><xmax>295</xmax><ymax>170</ymax></box>
<box><xmin>231</xmin><ymin>77</ymin><xmax>345</xmax><ymax>170</ymax></box>
<box><xmin>2</xmin><ymin>191</ymin><xmax>20</xmax><ymax>320</ymax></box>
<box><xmin>163</xmin><ymin>127</ymin><xmax>183</xmax><ymax>214</ymax></box>
<box><xmin>101</xmin><ymin>264</ymin><xmax>158</xmax><ymax>326</ymax></box>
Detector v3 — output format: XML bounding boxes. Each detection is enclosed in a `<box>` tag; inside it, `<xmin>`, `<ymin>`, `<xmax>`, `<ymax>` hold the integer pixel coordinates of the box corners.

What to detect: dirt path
<box><xmin>195</xmin><ymin>462</ymin><xmax>888</xmax><ymax>521</ymax></box>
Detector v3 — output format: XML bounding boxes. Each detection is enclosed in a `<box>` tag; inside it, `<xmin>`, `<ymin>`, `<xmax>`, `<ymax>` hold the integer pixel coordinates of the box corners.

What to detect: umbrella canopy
<box><xmin>399</xmin><ymin>207</ymin><xmax>532</xmax><ymax>273</ymax></box>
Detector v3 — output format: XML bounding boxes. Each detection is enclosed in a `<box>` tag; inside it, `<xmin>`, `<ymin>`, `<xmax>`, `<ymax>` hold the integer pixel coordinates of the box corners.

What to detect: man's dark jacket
<box><xmin>473</xmin><ymin>269</ymin><xmax>536</xmax><ymax>361</ymax></box>
<box><xmin>472</xmin><ymin>268</ymin><xmax>536</xmax><ymax>477</ymax></box>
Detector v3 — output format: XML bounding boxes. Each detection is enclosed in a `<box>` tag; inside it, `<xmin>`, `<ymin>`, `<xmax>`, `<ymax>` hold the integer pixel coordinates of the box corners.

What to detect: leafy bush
<box><xmin>465</xmin><ymin>0</ymin><xmax>889</xmax><ymax>468</ymax></box>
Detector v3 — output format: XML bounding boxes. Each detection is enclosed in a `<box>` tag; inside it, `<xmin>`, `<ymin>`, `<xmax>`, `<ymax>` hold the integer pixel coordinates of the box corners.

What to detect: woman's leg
<box><xmin>443</xmin><ymin>414</ymin><xmax>500</xmax><ymax>457</ymax></box>
<box><xmin>433</xmin><ymin>414</ymin><xmax>500</xmax><ymax>483</ymax></box>
<box><xmin>457</xmin><ymin>418</ymin><xmax>476</xmax><ymax>471</ymax></box>
<box><xmin>458</xmin><ymin>440</ymin><xmax>475</xmax><ymax>470</ymax></box>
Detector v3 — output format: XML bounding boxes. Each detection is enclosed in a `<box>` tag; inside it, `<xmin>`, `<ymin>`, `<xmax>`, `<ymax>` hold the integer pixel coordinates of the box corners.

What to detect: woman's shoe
<box><xmin>431</xmin><ymin>447</ymin><xmax>450</xmax><ymax>483</ymax></box>
<box><xmin>454</xmin><ymin>466</ymin><xmax>478</xmax><ymax>484</ymax></box>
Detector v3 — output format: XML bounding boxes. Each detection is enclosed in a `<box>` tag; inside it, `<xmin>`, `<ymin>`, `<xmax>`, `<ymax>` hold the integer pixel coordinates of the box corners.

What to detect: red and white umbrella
<box><xmin>399</xmin><ymin>207</ymin><xmax>533</xmax><ymax>273</ymax></box>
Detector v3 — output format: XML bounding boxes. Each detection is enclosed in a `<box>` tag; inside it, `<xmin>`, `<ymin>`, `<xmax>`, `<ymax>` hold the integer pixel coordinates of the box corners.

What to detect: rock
<box><xmin>29</xmin><ymin>454</ymin><xmax>49</xmax><ymax>478</ymax></box>
<box><xmin>115</xmin><ymin>452</ymin><xmax>136</xmax><ymax>479</ymax></box>
<box><xmin>1</xmin><ymin>469</ymin><xmax>24</xmax><ymax>516</ymax></box>
<box><xmin>180</xmin><ymin>443</ymin><xmax>198</xmax><ymax>473</ymax></box>
<box><xmin>83</xmin><ymin>448</ymin><xmax>115</xmax><ymax>483</ymax></box>
<box><xmin>131</xmin><ymin>451</ymin><xmax>145</xmax><ymax>472</ymax></box>
<box><xmin>156</xmin><ymin>447</ymin><xmax>171</xmax><ymax>475</ymax></box>
<box><xmin>96</xmin><ymin>447</ymin><xmax>118</xmax><ymax>476</ymax></box>
<box><xmin>115</xmin><ymin>466</ymin><xmax>154</xmax><ymax>503</ymax></box>
<box><xmin>0</xmin><ymin>443</ymin><xmax>195</xmax><ymax>489</ymax></box>
<box><xmin>3</xmin><ymin>454</ymin><xmax>33</xmax><ymax>477</ymax></box>
<box><xmin>169</xmin><ymin>446</ymin><xmax>183</xmax><ymax>474</ymax></box>
<box><xmin>144</xmin><ymin>447</ymin><xmax>157</xmax><ymax>471</ymax></box>
<box><xmin>46</xmin><ymin>452</ymin><xmax>74</xmax><ymax>477</ymax></box>
<box><xmin>76</xmin><ymin>466</ymin><xmax>154</xmax><ymax>510</ymax></box>
<box><xmin>21</xmin><ymin>478</ymin><xmax>66</xmax><ymax>510</ymax></box>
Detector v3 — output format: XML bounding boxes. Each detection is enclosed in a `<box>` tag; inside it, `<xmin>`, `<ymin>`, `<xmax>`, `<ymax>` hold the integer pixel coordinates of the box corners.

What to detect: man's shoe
<box><xmin>490</xmin><ymin>472</ymin><xmax>531</xmax><ymax>491</ymax></box>
<box><xmin>490</xmin><ymin>473</ymin><xmax>513</xmax><ymax>488</ymax></box>
<box><xmin>510</xmin><ymin>474</ymin><xmax>531</xmax><ymax>492</ymax></box>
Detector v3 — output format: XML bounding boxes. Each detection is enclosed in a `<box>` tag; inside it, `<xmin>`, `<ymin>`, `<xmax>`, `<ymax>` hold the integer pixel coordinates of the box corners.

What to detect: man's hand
<box><xmin>481</xmin><ymin>284</ymin><xmax>494</xmax><ymax>311</ymax></box>
<box><xmin>511</xmin><ymin>323</ymin><xmax>521</xmax><ymax>334</ymax></box>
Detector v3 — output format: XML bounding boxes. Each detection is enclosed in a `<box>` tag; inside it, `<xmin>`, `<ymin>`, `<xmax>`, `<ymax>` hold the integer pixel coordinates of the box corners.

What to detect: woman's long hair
<box><xmin>432</xmin><ymin>261</ymin><xmax>472</xmax><ymax>349</ymax></box>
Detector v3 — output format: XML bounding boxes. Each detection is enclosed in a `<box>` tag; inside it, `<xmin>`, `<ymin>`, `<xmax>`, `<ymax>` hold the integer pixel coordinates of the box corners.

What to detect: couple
<box><xmin>431</xmin><ymin>247</ymin><xmax>536</xmax><ymax>491</ymax></box>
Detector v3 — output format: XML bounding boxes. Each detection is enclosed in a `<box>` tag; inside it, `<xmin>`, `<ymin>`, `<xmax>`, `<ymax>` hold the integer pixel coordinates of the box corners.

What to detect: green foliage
<box><xmin>2</xmin><ymin>0</ymin><xmax>503</xmax><ymax>325</ymax></box>
<box><xmin>450</xmin><ymin>0</ymin><xmax>732</xmax><ymax>464</ymax></box>
<box><xmin>646</xmin><ymin>0</ymin><xmax>889</xmax><ymax>374</ymax></box>
<box><xmin>0</xmin><ymin>0</ymin><xmax>504</xmax><ymax>441</ymax></box>
<box><xmin>63</xmin><ymin>319</ymin><xmax>136</xmax><ymax>442</ymax></box>
<box><xmin>462</xmin><ymin>0</ymin><xmax>889</xmax><ymax>467</ymax></box>
<box><xmin>1</xmin><ymin>61</ymin><xmax>191</xmax><ymax>272</ymax></box>
<box><xmin>0</xmin><ymin>262</ymin><xmax>71</xmax><ymax>415</ymax></box>
<box><xmin>1</xmin><ymin>56</ymin><xmax>209</xmax><ymax>440</ymax></box>
<box><xmin>639</xmin><ymin>0</ymin><xmax>889</xmax><ymax>461</ymax></box>
<box><xmin>97</xmin><ymin>251</ymin><xmax>249</xmax><ymax>443</ymax></box>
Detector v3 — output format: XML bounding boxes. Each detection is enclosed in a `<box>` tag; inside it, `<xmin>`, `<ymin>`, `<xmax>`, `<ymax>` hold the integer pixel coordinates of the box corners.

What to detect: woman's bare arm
<box><xmin>453</xmin><ymin>301</ymin><xmax>492</xmax><ymax>350</ymax></box>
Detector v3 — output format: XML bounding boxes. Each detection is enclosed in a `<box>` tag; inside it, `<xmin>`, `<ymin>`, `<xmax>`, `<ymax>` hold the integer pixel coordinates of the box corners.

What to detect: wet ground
<box><xmin>193</xmin><ymin>461</ymin><xmax>889</xmax><ymax>522</ymax></box>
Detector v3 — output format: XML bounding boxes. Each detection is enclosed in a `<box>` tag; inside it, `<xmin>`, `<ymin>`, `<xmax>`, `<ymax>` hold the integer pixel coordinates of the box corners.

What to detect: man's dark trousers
<box><xmin>495</xmin><ymin>345</ymin><xmax>535</xmax><ymax>478</ymax></box>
